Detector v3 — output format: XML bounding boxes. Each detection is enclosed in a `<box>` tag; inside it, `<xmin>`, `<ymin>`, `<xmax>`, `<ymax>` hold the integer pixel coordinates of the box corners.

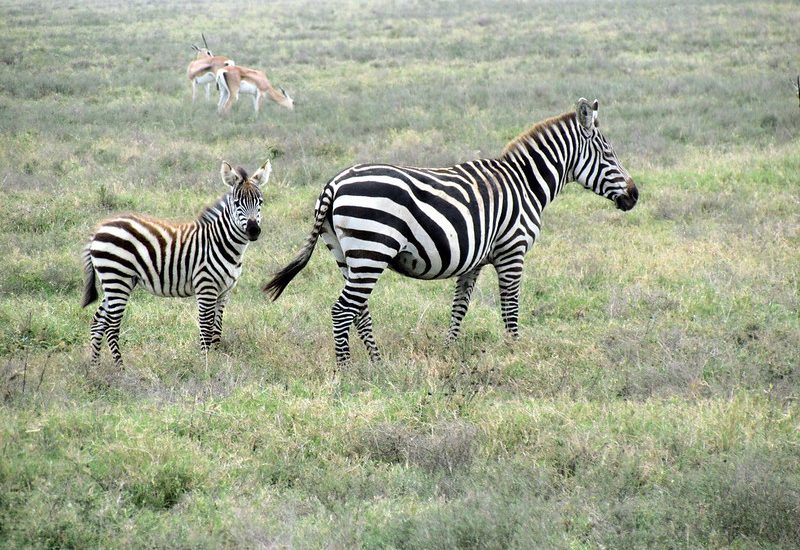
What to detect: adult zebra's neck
<box><xmin>498</xmin><ymin>111</ymin><xmax>580</xmax><ymax>212</ymax></box>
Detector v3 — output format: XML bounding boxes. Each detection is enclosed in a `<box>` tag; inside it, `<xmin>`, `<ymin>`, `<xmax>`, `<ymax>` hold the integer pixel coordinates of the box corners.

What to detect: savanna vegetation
<box><xmin>1</xmin><ymin>0</ymin><xmax>798</xmax><ymax>547</ymax></box>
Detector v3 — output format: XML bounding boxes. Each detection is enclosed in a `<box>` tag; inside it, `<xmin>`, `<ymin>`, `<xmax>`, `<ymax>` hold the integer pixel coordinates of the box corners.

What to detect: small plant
<box><xmin>96</xmin><ymin>183</ymin><xmax>118</xmax><ymax>210</ymax></box>
<box><xmin>1</xmin><ymin>350</ymin><xmax>49</xmax><ymax>404</ymax></box>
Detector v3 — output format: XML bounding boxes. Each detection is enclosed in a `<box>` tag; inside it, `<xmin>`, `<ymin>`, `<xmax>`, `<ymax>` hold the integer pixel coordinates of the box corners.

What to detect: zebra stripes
<box><xmin>265</xmin><ymin>98</ymin><xmax>638</xmax><ymax>365</ymax></box>
<box><xmin>82</xmin><ymin>161</ymin><xmax>270</xmax><ymax>367</ymax></box>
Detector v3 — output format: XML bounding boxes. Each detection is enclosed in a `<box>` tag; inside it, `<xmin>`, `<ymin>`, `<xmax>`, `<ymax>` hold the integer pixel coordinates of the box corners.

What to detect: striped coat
<box><xmin>82</xmin><ymin>161</ymin><xmax>270</xmax><ymax>367</ymax></box>
<box><xmin>265</xmin><ymin>99</ymin><xmax>638</xmax><ymax>365</ymax></box>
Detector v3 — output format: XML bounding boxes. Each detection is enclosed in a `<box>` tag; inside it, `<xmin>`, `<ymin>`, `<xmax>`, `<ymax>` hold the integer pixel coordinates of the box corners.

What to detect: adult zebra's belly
<box><xmin>388</xmin><ymin>250</ymin><xmax>429</xmax><ymax>278</ymax></box>
<box><xmin>388</xmin><ymin>250</ymin><xmax>487</xmax><ymax>280</ymax></box>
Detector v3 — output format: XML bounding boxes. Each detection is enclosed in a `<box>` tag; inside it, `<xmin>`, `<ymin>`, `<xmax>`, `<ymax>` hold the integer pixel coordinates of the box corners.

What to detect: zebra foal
<box><xmin>82</xmin><ymin>161</ymin><xmax>270</xmax><ymax>367</ymax></box>
<box><xmin>264</xmin><ymin>99</ymin><xmax>638</xmax><ymax>365</ymax></box>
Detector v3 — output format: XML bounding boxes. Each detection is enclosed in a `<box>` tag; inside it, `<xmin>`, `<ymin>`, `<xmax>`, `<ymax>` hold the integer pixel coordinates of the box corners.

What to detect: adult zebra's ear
<box><xmin>251</xmin><ymin>160</ymin><xmax>272</xmax><ymax>187</ymax></box>
<box><xmin>576</xmin><ymin>98</ymin><xmax>595</xmax><ymax>132</ymax></box>
<box><xmin>220</xmin><ymin>161</ymin><xmax>242</xmax><ymax>187</ymax></box>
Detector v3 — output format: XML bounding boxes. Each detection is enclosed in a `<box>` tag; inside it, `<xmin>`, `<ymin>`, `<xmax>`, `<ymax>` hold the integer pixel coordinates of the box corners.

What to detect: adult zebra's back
<box><xmin>83</xmin><ymin>161</ymin><xmax>270</xmax><ymax>368</ymax></box>
<box><xmin>264</xmin><ymin>99</ymin><xmax>638</xmax><ymax>365</ymax></box>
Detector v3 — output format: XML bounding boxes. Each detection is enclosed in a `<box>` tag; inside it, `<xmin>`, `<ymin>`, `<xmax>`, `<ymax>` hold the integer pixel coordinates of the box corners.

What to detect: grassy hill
<box><xmin>1</xmin><ymin>0</ymin><xmax>798</xmax><ymax>547</ymax></box>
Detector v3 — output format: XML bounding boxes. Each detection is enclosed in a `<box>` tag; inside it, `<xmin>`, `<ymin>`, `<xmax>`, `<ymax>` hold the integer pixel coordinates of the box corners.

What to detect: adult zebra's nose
<box><xmin>246</xmin><ymin>219</ymin><xmax>261</xmax><ymax>241</ymax></box>
<box><xmin>615</xmin><ymin>179</ymin><xmax>638</xmax><ymax>212</ymax></box>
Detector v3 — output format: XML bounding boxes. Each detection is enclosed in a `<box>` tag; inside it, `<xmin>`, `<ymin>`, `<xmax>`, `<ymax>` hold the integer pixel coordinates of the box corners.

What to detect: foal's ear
<box><xmin>576</xmin><ymin>98</ymin><xmax>594</xmax><ymax>131</ymax></box>
<box><xmin>251</xmin><ymin>160</ymin><xmax>272</xmax><ymax>187</ymax></box>
<box><xmin>220</xmin><ymin>161</ymin><xmax>242</xmax><ymax>187</ymax></box>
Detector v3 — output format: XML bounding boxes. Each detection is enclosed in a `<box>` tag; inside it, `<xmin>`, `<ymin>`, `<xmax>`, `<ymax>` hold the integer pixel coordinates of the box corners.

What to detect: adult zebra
<box><xmin>82</xmin><ymin>161</ymin><xmax>270</xmax><ymax>368</ymax></box>
<box><xmin>264</xmin><ymin>99</ymin><xmax>638</xmax><ymax>365</ymax></box>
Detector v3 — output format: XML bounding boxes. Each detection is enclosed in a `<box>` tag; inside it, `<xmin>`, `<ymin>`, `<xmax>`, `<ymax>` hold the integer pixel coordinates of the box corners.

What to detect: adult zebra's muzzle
<box><xmin>614</xmin><ymin>180</ymin><xmax>639</xmax><ymax>212</ymax></box>
<box><xmin>246</xmin><ymin>219</ymin><xmax>261</xmax><ymax>241</ymax></box>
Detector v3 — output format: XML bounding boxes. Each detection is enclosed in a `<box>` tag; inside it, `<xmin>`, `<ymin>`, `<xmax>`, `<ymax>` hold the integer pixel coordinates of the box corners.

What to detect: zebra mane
<box><xmin>198</xmin><ymin>195</ymin><xmax>229</xmax><ymax>225</ymax></box>
<box><xmin>500</xmin><ymin>111</ymin><xmax>575</xmax><ymax>158</ymax></box>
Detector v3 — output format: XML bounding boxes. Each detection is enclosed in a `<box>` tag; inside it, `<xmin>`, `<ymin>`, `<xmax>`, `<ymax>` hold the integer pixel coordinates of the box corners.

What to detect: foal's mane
<box><xmin>197</xmin><ymin>166</ymin><xmax>250</xmax><ymax>225</ymax></box>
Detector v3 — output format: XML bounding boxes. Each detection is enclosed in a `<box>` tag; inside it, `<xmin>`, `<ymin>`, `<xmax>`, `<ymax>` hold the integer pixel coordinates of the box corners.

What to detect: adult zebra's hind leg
<box><xmin>446</xmin><ymin>265</ymin><xmax>484</xmax><ymax>344</ymax></box>
<box><xmin>355</xmin><ymin>305</ymin><xmax>381</xmax><ymax>363</ymax></box>
<box><xmin>322</xmin><ymin>221</ymin><xmax>384</xmax><ymax>365</ymax></box>
<box><xmin>332</xmin><ymin>266</ymin><xmax>388</xmax><ymax>366</ymax></box>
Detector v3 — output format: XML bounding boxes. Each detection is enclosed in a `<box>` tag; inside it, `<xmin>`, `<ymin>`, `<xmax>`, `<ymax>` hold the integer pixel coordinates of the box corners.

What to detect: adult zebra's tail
<box><xmin>263</xmin><ymin>187</ymin><xmax>333</xmax><ymax>301</ymax></box>
<box><xmin>81</xmin><ymin>248</ymin><xmax>99</xmax><ymax>308</ymax></box>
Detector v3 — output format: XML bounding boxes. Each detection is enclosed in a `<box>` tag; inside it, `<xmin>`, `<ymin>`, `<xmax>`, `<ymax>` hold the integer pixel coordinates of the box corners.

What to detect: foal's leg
<box><xmin>210</xmin><ymin>291</ymin><xmax>231</xmax><ymax>349</ymax></box>
<box><xmin>97</xmin><ymin>278</ymin><xmax>137</xmax><ymax>368</ymax></box>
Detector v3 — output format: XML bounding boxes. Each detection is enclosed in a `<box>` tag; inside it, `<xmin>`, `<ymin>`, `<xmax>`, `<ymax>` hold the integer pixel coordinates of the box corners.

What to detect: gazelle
<box><xmin>215</xmin><ymin>65</ymin><xmax>294</xmax><ymax>115</ymax></box>
<box><xmin>187</xmin><ymin>34</ymin><xmax>234</xmax><ymax>102</ymax></box>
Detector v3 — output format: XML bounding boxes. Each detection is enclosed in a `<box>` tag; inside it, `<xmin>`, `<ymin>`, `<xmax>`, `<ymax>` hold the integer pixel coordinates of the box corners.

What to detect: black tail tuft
<box><xmin>81</xmin><ymin>249</ymin><xmax>99</xmax><ymax>308</ymax></box>
<box><xmin>263</xmin><ymin>184</ymin><xmax>334</xmax><ymax>301</ymax></box>
<box><xmin>263</xmin><ymin>253</ymin><xmax>311</xmax><ymax>301</ymax></box>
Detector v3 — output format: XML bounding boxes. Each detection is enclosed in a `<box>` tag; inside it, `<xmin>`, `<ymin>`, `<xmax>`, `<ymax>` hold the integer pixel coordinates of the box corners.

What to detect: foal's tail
<box><xmin>81</xmin><ymin>247</ymin><xmax>99</xmax><ymax>308</ymax></box>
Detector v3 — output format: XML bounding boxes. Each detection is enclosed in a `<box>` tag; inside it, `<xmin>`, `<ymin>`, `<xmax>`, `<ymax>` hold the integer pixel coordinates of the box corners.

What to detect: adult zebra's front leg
<box><xmin>446</xmin><ymin>265</ymin><xmax>484</xmax><ymax>344</ymax></box>
<box><xmin>494</xmin><ymin>254</ymin><xmax>525</xmax><ymax>338</ymax></box>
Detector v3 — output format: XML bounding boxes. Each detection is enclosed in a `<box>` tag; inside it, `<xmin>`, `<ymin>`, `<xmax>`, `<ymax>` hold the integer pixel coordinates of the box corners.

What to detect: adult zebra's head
<box><xmin>221</xmin><ymin>160</ymin><xmax>270</xmax><ymax>241</ymax></box>
<box><xmin>573</xmin><ymin>98</ymin><xmax>638</xmax><ymax>212</ymax></box>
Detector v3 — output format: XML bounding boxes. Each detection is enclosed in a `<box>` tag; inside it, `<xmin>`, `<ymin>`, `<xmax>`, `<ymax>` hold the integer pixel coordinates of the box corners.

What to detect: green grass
<box><xmin>1</xmin><ymin>0</ymin><xmax>799</xmax><ymax>547</ymax></box>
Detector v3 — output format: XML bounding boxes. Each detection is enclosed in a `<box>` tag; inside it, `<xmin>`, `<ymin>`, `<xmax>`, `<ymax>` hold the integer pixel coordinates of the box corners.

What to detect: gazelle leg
<box><xmin>217</xmin><ymin>80</ymin><xmax>231</xmax><ymax>114</ymax></box>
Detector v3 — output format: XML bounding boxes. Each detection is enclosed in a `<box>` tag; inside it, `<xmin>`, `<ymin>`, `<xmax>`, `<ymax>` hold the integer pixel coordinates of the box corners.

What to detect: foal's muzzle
<box><xmin>246</xmin><ymin>219</ymin><xmax>261</xmax><ymax>241</ymax></box>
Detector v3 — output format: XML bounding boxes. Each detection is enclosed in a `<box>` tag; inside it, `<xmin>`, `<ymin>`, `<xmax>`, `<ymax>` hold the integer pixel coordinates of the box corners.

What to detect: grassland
<box><xmin>1</xmin><ymin>0</ymin><xmax>799</xmax><ymax>547</ymax></box>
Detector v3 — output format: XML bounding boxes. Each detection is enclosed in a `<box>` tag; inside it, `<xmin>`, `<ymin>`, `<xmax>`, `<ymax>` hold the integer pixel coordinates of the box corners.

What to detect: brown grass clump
<box><xmin>354</xmin><ymin>420</ymin><xmax>478</xmax><ymax>474</ymax></box>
